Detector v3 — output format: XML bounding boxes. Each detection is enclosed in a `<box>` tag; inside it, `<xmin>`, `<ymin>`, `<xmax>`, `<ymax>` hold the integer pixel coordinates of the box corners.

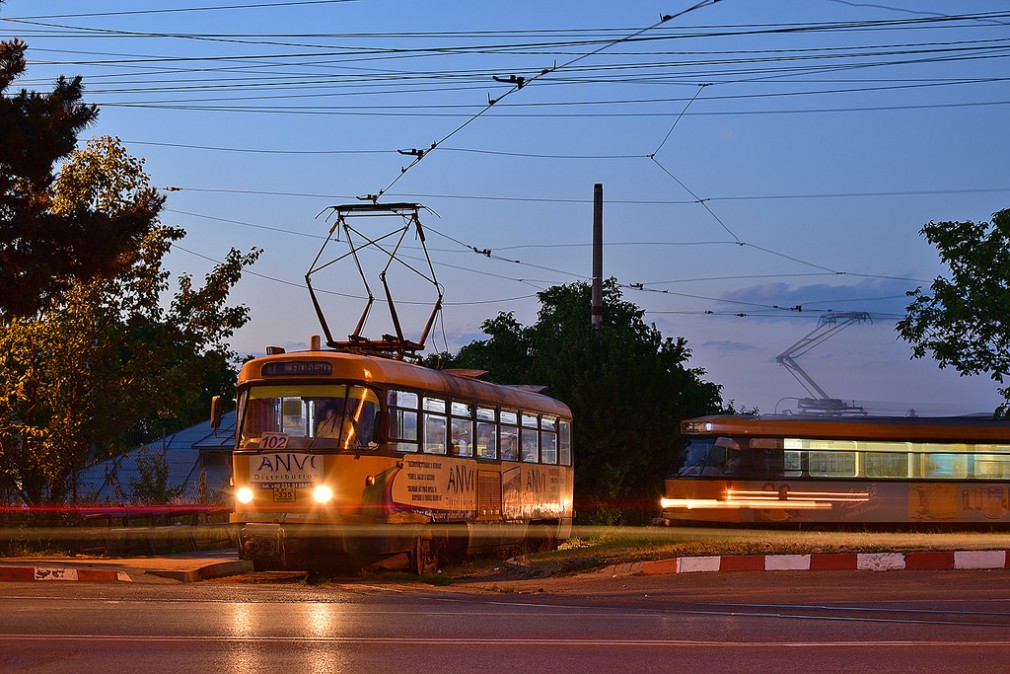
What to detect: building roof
<box><xmin>75</xmin><ymin>411</ymin><xmax>236</xmax><ymax>504</ymax></box>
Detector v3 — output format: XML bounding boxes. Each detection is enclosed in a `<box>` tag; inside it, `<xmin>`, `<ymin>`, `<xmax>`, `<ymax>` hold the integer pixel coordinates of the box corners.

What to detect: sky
<box><xmin>3</xmin><ymin>0</ymin><xmax>1010</xmax><ymax>415</ymax></box>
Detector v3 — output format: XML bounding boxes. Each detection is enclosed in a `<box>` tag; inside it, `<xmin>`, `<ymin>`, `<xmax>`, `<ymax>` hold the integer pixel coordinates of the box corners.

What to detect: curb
<box><xmin>146</xmin><ymin>559</ymin><xmax>254</xmax><ymax>582</ymax></box>
<box><xmin>0</xmin><ymin>566</ymin><xmax>131</xmax><ymax>582</ymax></box>
<box><xmin>635</xmin><ymin>549</ymin><xmax>1010</xmax><ymax>576</ymax></box>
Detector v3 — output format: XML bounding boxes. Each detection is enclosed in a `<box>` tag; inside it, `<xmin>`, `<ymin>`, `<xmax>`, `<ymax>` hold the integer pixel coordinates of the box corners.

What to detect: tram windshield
<box><xmin>237</xmin><ymin>384</ymin><xmax>380</xmax><ymax>450</ymax></box>
<box><xmin>673</xmin><ymin>436</ymin><xmax>783</xmax><ymax>478</ymax></box>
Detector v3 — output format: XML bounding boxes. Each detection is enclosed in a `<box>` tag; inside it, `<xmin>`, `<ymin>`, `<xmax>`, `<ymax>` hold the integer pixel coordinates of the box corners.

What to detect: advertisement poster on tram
<box><xmin>958</xmin><ymin>484</ymin><xmax>1010</xmax><ymax>521</ymax></box>
<box><xmin>389</xmin><ymin>457</ymin><xmax>476</xmax><ymax>519</ymax></box>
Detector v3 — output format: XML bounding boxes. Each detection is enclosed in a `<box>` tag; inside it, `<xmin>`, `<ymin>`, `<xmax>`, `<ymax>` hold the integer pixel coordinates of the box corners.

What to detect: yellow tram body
<box><xmin>226</xmin><ymin>347</ymin><xmax>574</xmax><ymax>572</ymax></box>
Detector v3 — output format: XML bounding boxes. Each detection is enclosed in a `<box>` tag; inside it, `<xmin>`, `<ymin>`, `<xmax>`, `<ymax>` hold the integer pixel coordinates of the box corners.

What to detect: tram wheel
<box><xmin>411</xmin><ymin>537</ymin><xmax>439</xmax><ymax>576</ymax></box>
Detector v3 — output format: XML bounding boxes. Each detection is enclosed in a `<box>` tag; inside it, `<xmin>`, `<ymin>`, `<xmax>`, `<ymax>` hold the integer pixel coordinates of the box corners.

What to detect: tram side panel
<box><xmin>662</xmin><ymin>478</ymin><xmax>1010</xmax><ymax>526</ymax></box>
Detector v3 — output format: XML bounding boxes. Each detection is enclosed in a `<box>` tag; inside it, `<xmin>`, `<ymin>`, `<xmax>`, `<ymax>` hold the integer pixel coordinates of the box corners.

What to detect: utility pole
<box><xmin>591</xmin><ymin>183</ymin><xmax>603</xmax><ymax>336</ymax></box>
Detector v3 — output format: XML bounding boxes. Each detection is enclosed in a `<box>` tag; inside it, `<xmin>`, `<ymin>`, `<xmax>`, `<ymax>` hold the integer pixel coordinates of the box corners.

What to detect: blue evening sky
<box><xmin>3</xmin><ymin>0</ymin><xmax>1009</xmax><ymax>414</ymax></box>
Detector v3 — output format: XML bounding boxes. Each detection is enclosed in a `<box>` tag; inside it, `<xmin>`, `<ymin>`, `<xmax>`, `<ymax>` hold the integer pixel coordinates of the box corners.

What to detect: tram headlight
<box><xmin>236</xmin><ymin>486</ymin><xmax>254</xmax><ymax>504</ymax></box>
<box><xmin>312</xmin><ymin>484</ymin><xmax>334</xmax><ymax>504</ymax></box>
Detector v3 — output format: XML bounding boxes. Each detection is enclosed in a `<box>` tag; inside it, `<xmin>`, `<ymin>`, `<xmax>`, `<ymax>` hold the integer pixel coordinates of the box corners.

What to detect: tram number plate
<box><xmin>272</xmin><ymin>485</ymin><xmax>295</xmax><ymax>503</ymax></box>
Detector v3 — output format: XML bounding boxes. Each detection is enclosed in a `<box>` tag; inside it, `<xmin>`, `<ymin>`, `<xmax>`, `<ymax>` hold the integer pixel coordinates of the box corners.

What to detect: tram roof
<box><xmin>683</xmin><ymin>414</ymin><xmax>1010</xmax><ymax>444</ymax></box>
<box><xmin>239</xmin><ymin>349</ymin><xmax>572</xmax><ymax>418</ymax></box>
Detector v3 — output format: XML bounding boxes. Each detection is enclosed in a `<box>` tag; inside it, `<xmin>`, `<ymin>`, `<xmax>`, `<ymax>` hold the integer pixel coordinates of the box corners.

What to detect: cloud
<box><xmin>701</xmin><ymin>340</ymin><xmax>755</xmax><ymax>353</ymax></box>
<box><xmin>718</xmin><ymin>278</ymin><xmax>914</xmax><ymax>319</ymax></box>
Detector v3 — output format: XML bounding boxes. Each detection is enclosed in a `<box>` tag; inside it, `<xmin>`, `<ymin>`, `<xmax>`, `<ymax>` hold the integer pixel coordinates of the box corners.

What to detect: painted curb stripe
<box><xmin>678</xmin><ymin>556</ymin><xmax>722</xmax><ymax>573</ymax></box>
<box><xmin>720</xmin><ymin>554</ymin><xmax>765</xmax><ymax>572</ymax></box>
<box><xmin>954</xmin><ymin>550</ymin><xmax>1006</xmax><ymax>570</ymax></box>
<box><xmin>765</xmin><ymin>554</ymin><xmax>811</xmax><ymax>571</ymax></box>
<box><xmin>856</xmin><ymin>552</ymin><xmax>906</xmax><ymax>571</ymax></box>
<box><xmin>639</xmin><ymin>550</ymin><xmax>1010</xmax><ymax>576</ymax></box>
<box><xmin>904</xmin><ymin>551</ymin><xmax>955</xmax><ymax>570</ymax></box>
<box><xmin>809</xmin><ymin>553</ymin><xmax>856</xmax><ymax>571</ymax></box>
<box><xmin>0</xmin><ymin>567</ymin><xmax>131</xmax><ymax>582</ymax></box>
<box><xmin>0</xmin><ymin>567</ymin><xmax>35</xmax><ymax>582</ymax></box>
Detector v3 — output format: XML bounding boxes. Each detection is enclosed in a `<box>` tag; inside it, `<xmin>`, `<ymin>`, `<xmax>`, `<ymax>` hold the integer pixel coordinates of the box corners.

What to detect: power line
<box><xmin>365</xmin><ymin>2</ymin><xmax>726</xmax><ymax>202</ymax></box>
<box><xmin>165</xmin><ymin>203</ymin><xmax>919</xmax><ymax>307</ymax></box>
<box><xmin>158</xmin><ymin>183</ymin><xmax>1010</xmax><ymax>204</ymax></box>
<box><xmin>4</xmin><ymin>1</ymin><xmax>359</xmax><ymax>21</ymax></box>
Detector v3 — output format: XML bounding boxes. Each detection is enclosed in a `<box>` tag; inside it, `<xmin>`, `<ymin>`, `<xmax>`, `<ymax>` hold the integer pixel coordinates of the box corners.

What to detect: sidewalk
<box><xmin>0</xmin><ymin>549</ymin><xmax>253</xmax><ymax>583</ymax></box>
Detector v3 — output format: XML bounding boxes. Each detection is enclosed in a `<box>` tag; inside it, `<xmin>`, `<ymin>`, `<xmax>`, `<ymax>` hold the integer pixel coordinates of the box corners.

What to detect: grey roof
<box><xmin>75</xmin><ymin>411</ymin><xmax>236</xmax><ymax>504</ymax></box>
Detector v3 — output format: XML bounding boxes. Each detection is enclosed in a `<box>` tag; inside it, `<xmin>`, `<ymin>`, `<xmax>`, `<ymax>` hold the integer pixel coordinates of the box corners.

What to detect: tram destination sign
<box><xmin>262</xmin><ymin>361</ymin><xmax>332</xmax><ymax>377</ymax></box>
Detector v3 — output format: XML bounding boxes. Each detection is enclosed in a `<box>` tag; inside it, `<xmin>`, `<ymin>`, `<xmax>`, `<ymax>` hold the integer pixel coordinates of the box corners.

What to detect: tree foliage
<box><xmin>0</xmin><ymin>36</ymin><xmax>159</xmax><ymax>318</ymax></box>
<box><xmin>897</xmin><ymin>208</ymin><xmax>1010</xmax><ymax>416</ymax></box>
<box><xmin>0</xmin><ymin>137</ymin><xmax>260</xmax><ymax>504</ymax></box>
<box><xmin>435</xmin><ymin>279</ymin><xmax>723</xmax><ymax>522</ymax></box>
<box><xmin>129</xmin><ymin>447</ymin><xmax>185</xmax><ymax>506</ymax></box>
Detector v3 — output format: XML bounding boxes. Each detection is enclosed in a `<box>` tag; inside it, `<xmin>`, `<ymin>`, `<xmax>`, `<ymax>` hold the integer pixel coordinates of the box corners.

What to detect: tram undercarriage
<box><xmin>238</xmin><ymin>518</ymin><xmax>571</xmax><ymax>575</ymax></box>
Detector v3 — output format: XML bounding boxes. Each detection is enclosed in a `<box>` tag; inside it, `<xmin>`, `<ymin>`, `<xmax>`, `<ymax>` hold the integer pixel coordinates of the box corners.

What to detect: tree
<box><xmin>897</xmin><ymin>208</ymin><xmax>1010</xmax><ymax>416</ymax></box>
<box><xmin>129</xmin><ymin>446</ymin><xmax>185</xmax><ymax>506</ymax></box>
<box><xmin>0</xmin><ymin>34</ymin><xmax>159</xmax><ymax>318</ymax></box>
<box><xmin>0</xmin><ymin>137</ymin><xmax>260</xmax><ymax>504</ymax></box>
<box><xmin>439</xmin><ymin>279</ymin><xmax>724</xmax><ymax>523</ymax></box>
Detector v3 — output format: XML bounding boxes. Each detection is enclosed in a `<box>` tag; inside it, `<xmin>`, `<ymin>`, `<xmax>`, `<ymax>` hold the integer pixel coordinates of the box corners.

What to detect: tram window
<box><xmin>451</xmin><ymin>402</ymin><xmax>474</xmax><ymax>458</ymax></box>
<box><xmin>922</xmin><ymin>452</ymin><xmax>967</xmax><ymax>479</ymax></box>
<box><xmin>521</xmin><ymin>414</ymin><xmax>539</xmax><ymax>463</ymax></box>
<box><xmin>424</xmin><ymin>396</ymin><xmax>446</xmax><ymax>414</ymax></box>
<box><xmin>783</xmin><ymin>450</ymin><xmax>802</xmax><ymax>477</ymax></box>
<box><xmin>242</xmin><ymin>396</ymin><xmax>279</xmax><ymax>440</ymax></box>
<box><xmin>386</xmin><ymin>389</ymin><xmax>419</xmax><ymax>452</ymax></box>
<box><xmin>389</xmin><ymin>404</ymin><xmax>418</xmax><ymax>439</ymax></box>
<box><xmin>423</xmin><ymin>415</ymin><xmax>447</xmax><ymax>455</ymax></box>
<box><xmin>476</xmin><ymin>421</ymin><xmax>497</xmax><ymax>459</ymax></box>
<box><xmin>809</xmin><ymin>451</ymin><xmax>856</xmax><ymax>478</ymax></box>
<box><xmin>676</xmin><ymin>439</ymin><xmax>714</xmax><ymax>477</ymax></box>
<box><xmin>975</xmin><ymin>454</ymin><xmax>1010</xmax><ymax>478</ymax></box>
<box><xmin>476</xmin><ymin>406</ymin><xmax>497</xmax><ymax>460</ymax></box>
<box><xmin>865</xmin><ymin>452</ymin><xmax>909</xmax><ymax>478</ymax></box>
<box><xmin>239</xmin><ymin>384</ymin><xmax>382</xmax><ymax>451</ymax></box>
<box><xmin>559</xmin><ymin>421</ymin><xmax>572</xmax><ymax>466</ymax></box>
<box><xmin>758</xmin><ymin>448</ymin><xmax>785</xmax><ymax>478</ymax></box>
<box><xmin>500</xmin><ymin>410</ymin><xmax>519</xmax><ymax>462</ymax></box>
<box><xmin>696</xmin><ymin>437</ymin><xmax>730</xmax><ymax>476</ymax></box>
<box><xmin>422</xmin><ymin>397</ymin><xmax>448</xmax><ymax>454</ymax></box>
<box><xmin>541</xmin><ymin>416</ymin><xmax>558</xmax><ymax>465</ymax></box>
<box><xmin>388</xmin><ymin>390</ymin><xmax>418</xmax><ymax>414</ymax></box>
<box><xmin>341</xmin><ymin>386</ymin><xmax>380</xmax><ymax>449</ymax></box>
<box><xmin>282</xmin><ymin>399</ymin><xmax>306</xmax><ymax>436</ymax></box>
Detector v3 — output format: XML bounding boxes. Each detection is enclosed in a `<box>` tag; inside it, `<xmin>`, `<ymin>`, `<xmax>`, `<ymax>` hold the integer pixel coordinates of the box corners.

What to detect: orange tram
<box><xmin>660</xmin><ymin>414</ymin><xmax>1010</xmax><ymax>527</ymax></box>
<box><xmin>213</xmin><ymin>342</ymin><xmax>574</xmax><ymax>573</ymax></box>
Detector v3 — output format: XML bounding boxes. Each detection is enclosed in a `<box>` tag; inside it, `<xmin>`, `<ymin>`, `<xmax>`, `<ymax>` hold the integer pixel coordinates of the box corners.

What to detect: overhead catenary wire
<box><xmin>4</xmin><ymin>0</ymin><xmax>359</xmax><ymax>21</ymax></box>
<box><xmin>164</xmin><ymin>203</ymin><xmax>930</xmax><ymax>320</ymax></box>
<box><xmin>365</xmin><ymin>1</ymin><xmax>724</xmax><ymax>201</ymax></box>
<box><xmin>10</xmin><ymin>3</ymin><xmax>1004</xmax><ymax>351</ymax></box>
<box><xmin>158</xmin><ymin>183</ymin><xmax>1010</xmax><ymax>204</ymax></box>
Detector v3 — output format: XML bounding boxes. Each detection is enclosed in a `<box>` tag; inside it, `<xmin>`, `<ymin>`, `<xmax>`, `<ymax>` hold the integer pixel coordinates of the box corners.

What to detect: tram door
<box><xmin>477</xmin><ymin>470</ymin><xmax>502</xmax><ymax>520</ymax></box>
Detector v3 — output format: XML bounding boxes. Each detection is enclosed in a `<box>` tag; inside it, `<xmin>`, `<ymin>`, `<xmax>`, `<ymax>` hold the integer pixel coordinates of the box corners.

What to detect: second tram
<box><xmin>660</xmin><ymin>414</ymin><xmax>1010</xmax><ymax>527</ymax></box>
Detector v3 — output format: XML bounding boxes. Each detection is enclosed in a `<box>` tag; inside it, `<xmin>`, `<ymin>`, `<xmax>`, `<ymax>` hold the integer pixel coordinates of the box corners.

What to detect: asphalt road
<box><xmin>3</xmin><ymin>569</ymin><xmax>1010</xmax><ymax>672</ymax></box>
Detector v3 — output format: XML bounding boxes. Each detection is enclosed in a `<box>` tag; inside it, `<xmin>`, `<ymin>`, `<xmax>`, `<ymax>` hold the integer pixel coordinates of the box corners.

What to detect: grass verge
<box><xmin>441</xmin><ymin>525</ymin><xmax>1010</xmax><ymax>580</ymax></box>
